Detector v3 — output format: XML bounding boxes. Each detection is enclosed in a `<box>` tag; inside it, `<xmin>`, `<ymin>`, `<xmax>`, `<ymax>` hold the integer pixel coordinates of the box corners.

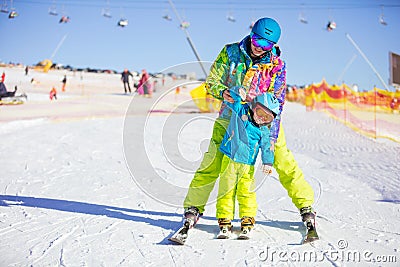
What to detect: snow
<box><xmin>1</xmin><ymin>67</ymin><xmax>400</xmax><ymax>266</ymax></box>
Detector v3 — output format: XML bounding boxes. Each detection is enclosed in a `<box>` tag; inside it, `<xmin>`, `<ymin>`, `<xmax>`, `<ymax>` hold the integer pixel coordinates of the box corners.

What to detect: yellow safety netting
<box><xmin>190</xmin><ymin>83</ymin><xmax>221</xmax><ymax>113</ymax></box>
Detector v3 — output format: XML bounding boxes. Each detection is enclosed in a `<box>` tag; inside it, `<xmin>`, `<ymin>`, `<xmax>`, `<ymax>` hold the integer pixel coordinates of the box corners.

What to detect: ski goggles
<box><xmin>250</xmin><ymin>32</ymin><xmax>275</xmax><ymax>51</ymax></box>
<box><xmin>252</xmin><ymin>102</ymin><xmax>276</xmax><ymax>126</ymax></box>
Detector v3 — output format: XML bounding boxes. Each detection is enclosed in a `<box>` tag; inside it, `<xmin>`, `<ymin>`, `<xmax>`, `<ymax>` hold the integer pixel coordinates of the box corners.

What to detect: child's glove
<box><xmin>261</xmin><ymin>164</ymin><xmax>273</xmax><ymax>175</ymax></box>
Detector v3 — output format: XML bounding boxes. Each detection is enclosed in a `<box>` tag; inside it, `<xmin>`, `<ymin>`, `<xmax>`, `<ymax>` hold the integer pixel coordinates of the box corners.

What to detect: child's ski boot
<box><xmin>217</xmin><ymin>218</ymin><xmax>232</xmax><ymax>239</ymax></box>
<box><xmin>238</xmin><ymin>216</ymin><xmax>255</xmax><ymax>240</ymax></box>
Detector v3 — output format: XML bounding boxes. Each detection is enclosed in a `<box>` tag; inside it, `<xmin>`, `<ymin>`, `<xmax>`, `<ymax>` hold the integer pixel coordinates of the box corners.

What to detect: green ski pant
<box><xmin>183</xmin><ymin>118</ymin><xmax>314</xmax><ymax>214</ymax></box>
<box><xmin>216</xmin><ymin>156</ymin><xmax>257</xmax><ymax>220</ymax></box>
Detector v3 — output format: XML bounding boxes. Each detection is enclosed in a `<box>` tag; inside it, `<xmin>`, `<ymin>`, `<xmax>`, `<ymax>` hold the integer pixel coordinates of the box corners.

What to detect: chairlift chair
<box><xmin>326</xmin><ymin>21</ymin><xmax>336</xmax><ymax>31</ymax></box>
<box><xmin>118</xmin><ymin>18</ymin><xmax>128</xmax><ymax>27</ymax></box>
<box><xmin>8</xmin><ymin>10</ymin><xmax>17</xmax><ymax>19</ymax></box>
<box><xmin>49</xmin><ymin>9</ymin><xmax>58</xmax><ymax>16</ymax></box>
<box><xmin>102</xmin><ymin>8</ymin><xmax>112</xmax><ymax>18</ymax></box>
<box><xmin>48</xmin><ymin>0</ymin><xmax>58</xmax><ymax>16</ymax></box>
<box><xmin>162</xmin><ymin>14</ymin><xmax>172</xmax><ymax>21</ymax></box>
<box><xmin>59</xmin><ymin>15</ymin><xmax>70</xmax><ymax>23</ymax></box>
<box><xmin>226</xmin><ymin>10</ymin><xmax>236</xmax><ymax>22</ymax></box>
<box><xmin>299</xmin><ymin>12</ymin><xmax>308</xmax><ymax>24</ymax></box>
<box><xmin>379</xmin><ymin>6</ymin><xmax>388</xmax><ymax>26</ymax></box>
<box><xmin>379</xmin><ymin>15</ymin><xmax>388</xmax><ymax>26</ymax></box>
<box><xmin>180</xmin><ymin>21</ymin><xmax>190</xmax><ymax>29</ymax></box>
<box><xmin>48</xmin><ymin>6</ymin><xmax>58</xmax><ymax>16</ymax></box>
<box><xmin>227</xmin><ymin>15</ymin><xmax>236</xmax><ymax>22</ymax></box>
<box><xmin>1</xmin><ymin>1</ymin><xmax>8</xmax><ymax>13</ymax></box>
<box><xmin>299</xmin><ymin>17</ymin><xmax>308</xmax><ymax>24</ymax></box>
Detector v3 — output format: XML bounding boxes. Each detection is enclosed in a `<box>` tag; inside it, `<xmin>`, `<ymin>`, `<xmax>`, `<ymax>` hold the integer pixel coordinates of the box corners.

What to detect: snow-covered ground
<box><xmin>1</xmin><ymin>67</ymin><xmax>399</xmax><ymax>266</ymax></box>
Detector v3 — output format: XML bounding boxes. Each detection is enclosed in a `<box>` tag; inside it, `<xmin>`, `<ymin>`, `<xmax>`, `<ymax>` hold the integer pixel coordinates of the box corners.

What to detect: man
<box><xmin>121</xmin><ymin>69</ymin><xmax>133</xmax><ymax>94</ymax></box>
<box><xmin>182</xmin><ymin>17</ymin><xmax>317</xmax><ymax>237</ymax></box>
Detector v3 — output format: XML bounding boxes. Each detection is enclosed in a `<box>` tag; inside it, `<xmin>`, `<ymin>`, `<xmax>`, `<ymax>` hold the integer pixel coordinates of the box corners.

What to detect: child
<box><xmin>216</xmin><ymin>87</ymin><xmax>279</xmax><ymax>239</ymax></box>
<box><xmin>50</xmin><ymin>87</ymin><xmax>57</xmax><ymax>100</ymax></box>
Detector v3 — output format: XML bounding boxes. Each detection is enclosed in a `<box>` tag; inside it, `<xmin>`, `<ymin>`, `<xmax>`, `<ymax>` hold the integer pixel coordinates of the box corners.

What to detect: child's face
<box><xmin>252</xmin><ymin>105</ymin><xmax>274</xmax><ymax>125</ymax></box>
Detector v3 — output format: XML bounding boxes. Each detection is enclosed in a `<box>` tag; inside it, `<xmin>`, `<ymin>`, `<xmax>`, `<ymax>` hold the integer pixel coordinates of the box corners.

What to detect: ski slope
<box><xmin>0</xmin><ymin>68</ymin><xmax>399</xmax><ymax>266</ymax></box>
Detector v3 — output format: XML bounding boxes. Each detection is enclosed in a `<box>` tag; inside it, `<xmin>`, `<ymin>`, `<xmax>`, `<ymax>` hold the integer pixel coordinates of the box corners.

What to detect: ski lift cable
<box><xmin>51</xmin><ymin>34</ymin><xmax>68</xmax><ymax>60</ymax></box>
<box><xmin>345</xmin><ymin>33</ymin><xmax>390</xmax><ymax>91</ymax></box>
<box><xmin>167</xmin><ymin>0</ymin><xmax>207</xmax><ymax>78</ymax></box>
<box><xmin>10</xmin><ymin>0</ymin><xmax>400</xmax><ymax>10</ymax></box>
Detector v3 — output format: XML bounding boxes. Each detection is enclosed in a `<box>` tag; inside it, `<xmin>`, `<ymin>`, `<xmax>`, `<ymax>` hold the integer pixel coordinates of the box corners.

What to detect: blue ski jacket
<box><xmin>219</xmin><ymin>88</ymin><xmax>274</xmax><ymax>166</ymax></box>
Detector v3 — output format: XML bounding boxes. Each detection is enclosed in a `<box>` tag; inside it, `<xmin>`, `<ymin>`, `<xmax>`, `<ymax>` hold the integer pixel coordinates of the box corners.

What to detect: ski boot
<box><xmin>238</xmin><ymin>216</ymin><xmax>255</xmax><ymax>240</ymax></box>
<box><xmin>300</xmin><ymin>206</ymin><xmax>319</xmax><ymax>244</ymax></box>
<box><xmin>217</xmin><ymin>218</ymin><xmax>232</xmax><ymax>239</ymax></box>
<box><xmin>183</xmin><ymin>206</ymin><xmax>201</xmax><ymax>229</ymax></box>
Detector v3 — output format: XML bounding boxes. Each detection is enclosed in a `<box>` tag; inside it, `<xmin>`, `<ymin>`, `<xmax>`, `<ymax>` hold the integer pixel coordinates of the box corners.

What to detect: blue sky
<box><xmin>1</xmin><ymin>0</ymin><xmax>399</xmax><ymax>91</ymax></box>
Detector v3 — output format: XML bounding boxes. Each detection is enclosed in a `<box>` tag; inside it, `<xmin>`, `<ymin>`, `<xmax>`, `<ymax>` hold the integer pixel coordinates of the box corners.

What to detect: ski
<box><xmin>302</xmin><ymin>220</ymin><xmax>319</xmax><ymax>244</ymax></box>
<box><xmin>0</xmin><ymin>94</ymin><xmax>27</xmax><ymax>105</ymax></box>
<box><xmin>169</xmin><ymin>216</ymin><xmax>198</xmax><ymax>245</ymax></box>
<box><xmin>237</xmin><ymin>227</ymin><xmax>251</xmax><ymax>240</ymax></box>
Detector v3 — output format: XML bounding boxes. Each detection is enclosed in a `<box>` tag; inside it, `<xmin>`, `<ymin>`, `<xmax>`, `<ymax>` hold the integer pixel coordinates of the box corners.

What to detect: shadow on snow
<box><xmin>0</xmin><ymin>194</ymin><xmax>305</xmax><ymax>245</ymax></box>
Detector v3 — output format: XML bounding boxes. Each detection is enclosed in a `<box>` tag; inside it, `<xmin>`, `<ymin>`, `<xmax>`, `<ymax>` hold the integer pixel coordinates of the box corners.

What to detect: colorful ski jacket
<box><xmin>205</xmin><ymin>36</ymin><xmax>286</xmax><ymax>142</ymax></box>
<box><xmin>219</xmin><ymin>88</ymin><xmax>274</xmax><ymax>166</ymax></box>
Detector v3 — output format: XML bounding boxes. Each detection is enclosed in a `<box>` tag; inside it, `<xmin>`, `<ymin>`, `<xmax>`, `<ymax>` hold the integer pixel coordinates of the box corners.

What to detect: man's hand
<box><xmin>222</xmin><ymin>89</ymin><xmax>234</xmax><ymax>103</ymax></box>
<box><xmin>261</xmin><ymin>164</ymin><xmax>273</xmax><ymax>175</ymax></box>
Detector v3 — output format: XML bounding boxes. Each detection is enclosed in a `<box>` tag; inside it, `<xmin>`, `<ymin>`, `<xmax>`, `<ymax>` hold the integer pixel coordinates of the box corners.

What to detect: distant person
<box><xmin>31</xmin><ymin>78</ymin><xmax>39</xmax><ymax>85</ymax></box>
<box><xmin>121</xmin><ymin>69</ymin><xmax>133</xmax><ymax>94</ymax></box>
<box><xmin>61</xmin><ymin>75</ymin><xmax>67</xmax><ymax>92</ymax></box>
<box><xmin>153</xmin><ymin>80</ymin><xmax>158</xmax><ymax>93</ymax></box>
<box><xmin>50</xmin><ymin>87</ymin><xmax>57</xmax><ymax>100</ymax></box>
<box><xmin>25</xmin><ymin>66</ymin><xmax>29</xmax><ymax>76</ymax></box>
<box><xmin>1</xmin><ymin>71</ymin><xmax>5</xmax><ymax>83</ymax></box>
<box><xmin>0</xmin><ymin>82</ymin><xmax>17</xmax><ymax>98</ymax></box>
<box><xmin>138</xmin><ymin>69</ymin><xmax>152</xmax><ymax>97</ymax></box>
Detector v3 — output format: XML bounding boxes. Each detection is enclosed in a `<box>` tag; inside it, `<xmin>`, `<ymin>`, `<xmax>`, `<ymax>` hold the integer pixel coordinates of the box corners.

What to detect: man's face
<box><xmin>249</xmin><ymin>32</ymin><xmax>274</xmax><ymax>57</ymax></box>
<box><xmin>250</xmin><ymin>42</ymin><xmax>266</xmax><ymax>57</ymax></box>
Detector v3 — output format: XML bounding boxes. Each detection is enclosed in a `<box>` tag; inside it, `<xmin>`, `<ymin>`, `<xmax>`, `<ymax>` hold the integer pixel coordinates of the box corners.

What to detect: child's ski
<box><xmin>216</xmin><ymin>226</ymin><xmax>232</xmax><ymax>239</ymax></box>
<box><xmin>237</xmin><ymin>227</ymin><xmax>251</xmax><ymax>240</ymax></box>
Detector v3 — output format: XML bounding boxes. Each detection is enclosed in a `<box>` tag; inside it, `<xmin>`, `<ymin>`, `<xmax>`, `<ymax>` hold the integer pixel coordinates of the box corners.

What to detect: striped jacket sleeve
<box><xmin>205</xmin><ymin>46</ymin><xmax>230</xmax><ymax>100</ymax></box>
<box><xmin>269</xmin><ymin>60</ymin><xmax>287</xmax><ymax>143</ymax></box>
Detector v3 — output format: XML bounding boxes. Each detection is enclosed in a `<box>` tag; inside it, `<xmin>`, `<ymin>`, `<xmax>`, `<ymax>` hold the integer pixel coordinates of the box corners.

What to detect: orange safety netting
<box><xmin>287</xmin><ymin>79</ymin><xmax>400</xmax><ymax>142</ymax></box>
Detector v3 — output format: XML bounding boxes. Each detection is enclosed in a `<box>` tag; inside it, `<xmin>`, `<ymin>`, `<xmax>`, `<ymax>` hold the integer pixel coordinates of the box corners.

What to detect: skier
<box><xmin>121</xmin><ymin>69</ymin><xmax>133</xmax><ymax>94</ymax></box>
<box><xmin>179</xmin><ymin>17</ymin><xmax>317</xmax><ymax>244</ymax></box>
<box><xmin>61</xmin><ymin>75</ymin><xmax>67</xmax><ymax>92</ymax></box>
<box><xmin>137</xmin><ymin>69</ymin><xmax>152</xmax><ymax>97</ymax></box>
<box><xmin>49</xmin><ymin>87</ymin><xmax>57</xmax><ymax>100</ymax></box>
<box><xmin>216</xmin><ymin>88</ymin><xmax>279</xmax><ymax>239</ymax></box>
